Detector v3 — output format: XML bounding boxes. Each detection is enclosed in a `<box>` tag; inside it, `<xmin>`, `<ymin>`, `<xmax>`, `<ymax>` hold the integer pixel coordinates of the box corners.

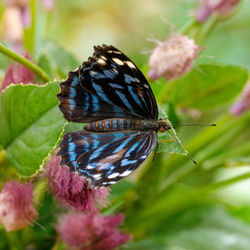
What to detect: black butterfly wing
<box><xmin>58</xmin><ymin>130</ymin><xmax>157</xmax><ymax>188</ymax></box>
<box><xmin>57</xmin><ymin>69</ymin><xmax>136</xmax><ymax>122</ymax></box>
<box><xmin>57</xmin><ymin>44</ymin><xmax>158</xmax><ymax>122</ymax></box>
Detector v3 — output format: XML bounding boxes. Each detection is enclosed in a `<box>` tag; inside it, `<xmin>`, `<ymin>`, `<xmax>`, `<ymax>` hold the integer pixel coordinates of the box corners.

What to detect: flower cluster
<box><xmin>195</xmin><ymin>0</ymin><xmax>241</xmax><ymax>23</ymax></box>
<box><xmin>0</xmin><ymin>181</ymin><xmax>37</xmax><ymax>231</ymax></box>
<box><xmin>46</xmin><ymin>155</ymin><xmax>130</xmax><ymax>249</ymax></box>
<box><xmin>2</xmin><ymin>0</ymin><xmax>55</xmax><ymax>49</ymax></box>
<box><xmin>230</xmin><ymin>82</ymin><xmax>250</xmax><ymax>116</ymax></box>
<box><xmin>57</xmin><ymin>213</ymin><xmax>131</xmax><ymax>250</ymax></box>
<box><xmin>46</xmin><ymin>155</ymin><xmax>110</xmax><ymax>212</ymax></box>
<box><xmin>148</xmin><ymin>34</ymin><xmax>200</xmax><ymax>81</ymax></box>
<box><xmin>0</xmin><ymin>52</ymin><xmax>34</xmax><ymax>93</ymax></box>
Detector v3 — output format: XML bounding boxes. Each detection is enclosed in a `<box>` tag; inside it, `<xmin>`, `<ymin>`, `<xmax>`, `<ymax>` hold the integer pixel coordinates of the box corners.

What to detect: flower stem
<box><xmin>160</xmin><ymin>112</ymin><xmax>250</xmax><ymax>189</ymax></box>
<box><xmin>0</xmin><ymin>44</ymin><xmax>51</xmax><ymax>83</ymax></box>
<box><xmin>196</xmin><ymin>14</ymin><xmax>218</xmax><ymax>44</ymax></box>
<box><xmin>203</xmin><ymin>172</ymin><xmax>250</xmax><ymax>193</ymax></box>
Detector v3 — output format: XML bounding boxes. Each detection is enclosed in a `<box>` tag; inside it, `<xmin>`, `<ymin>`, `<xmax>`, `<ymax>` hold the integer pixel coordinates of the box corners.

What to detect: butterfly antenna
<box><xmin>172</xmin><ymin>124</ymin><xmax>216</xmax><ymax>127</ymax></box>
<box><xmin>168</xmin><ymin>131</ymin><xmax>197</xmax><ymax>165</ymax></box>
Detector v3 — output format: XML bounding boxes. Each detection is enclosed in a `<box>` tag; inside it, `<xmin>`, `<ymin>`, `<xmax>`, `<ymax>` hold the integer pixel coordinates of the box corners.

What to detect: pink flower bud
<box><xmin>46</xmin><ymin>155</ymin><xmax>110</xmax><ymax>212</ymax></box>
<box><xmin>42</xmin><ymin>0</ymin><xmax>55</xmax><ymax>10</ymax></box>
<box><xmin>0</xmin><ymin>181</ymin><xmax>38</xmax><ymax>232</ymax></box>
<box><xmin>3</xmin><ymin>0</ymin><xmax>29</xmax><ymax>8</ymax></box>
<box><xmin>149</xmin><ymin>35</ymin><xmax>200</xmax><ymax>81</ymax></box>
<box><xmin>195</xmin><ymin>0</ymin><xmax>241</xmax><ymax>23</ymax></box>
<box><xmin>57</xmin><ymin>213</ymin><xmax>131</xmax><ymax>250</ymax></box>
<box><xmin>2</xmin><ymin>7</ymin><xmax>23</xmax><ymax>44</ymax></box>
<box><xmin>0</xmin><ymin>52</ymin><xmax>35</xmax><ymax>93</ymax></box>
<box><xmin>230</xmin><ymin>82</ymin><xmax>250</xmax><ymax>116</ymax></box>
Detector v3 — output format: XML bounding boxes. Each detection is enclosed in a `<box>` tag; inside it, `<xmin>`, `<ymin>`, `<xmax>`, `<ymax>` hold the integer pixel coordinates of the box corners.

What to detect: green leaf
<box><xmin>164</xmin><ymin>207</ymin><xmax>250</xmax><ymax>250</ymax></box>
<box><xmin>126</xmin><ymin>240</ymin><xmax>163</xmax><ymax>250</ymax></box>
<box><xmin>37</xmin><ymin>53</ymin><xmax>53</xmax><ymax>79</ymax></box>
<box><xmin>157</xmin><ymin>106</ymin><xmax>186</xmax><ymax>155</ymax></box>
<box><xmin>38</xmin><ymin>40</ymin><xmax>79</xmax><ymax>78</ymax></box>
<box><xmin>169</xmin><ymin>64</ymin><xmax>248</xmax><ymax>110</ymax></box>
<box><xmin>0</xmin><ymin>82</ymin><xmax>66</xmax><ymax>175</ymax></box>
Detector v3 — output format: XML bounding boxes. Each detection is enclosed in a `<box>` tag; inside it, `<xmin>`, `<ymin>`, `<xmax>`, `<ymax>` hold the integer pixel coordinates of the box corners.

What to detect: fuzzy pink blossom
<box><xmin>148</xmin><ymin>34</ymin><xmax>200</xmax><ymax>81</ymax></box>
<box><xmin>2</xmin><ymin>7</ymin><xmax>23</xmax><ymax>45</ymax></box>
<box><xmin>42</xmin><ymin>0</ymin><xmax>55</xmax><ymax>10</ymax></box>
<box><xmin>46</xmin><ymin>155</ymin><xmax>110</xmax><ymax>212</ymax></box>
<box><xmin>0</xmin><ymin>53</ymin><xmax>35</xmax><ymax>93</ymax></box>
<box><xmin>3</xmin><ymin>0</ymin><xmax>30</xmax><ymax>8</ymax></box>
<box><xmin>195</xmin><ymin>0</ymin><xmax>241</xmax><ymax>23</ymax></box>
<box><xmin>0</xmin><ymin>181</ymin><xmax>38</xmax><ymax>232</ymax></box>
<box><xmin>230</xmin><ymin>82</ymin><xmax>250</xmax><ymax>116</ymax></box>
<box><xmin>3</xmin><ymin>1</ymin><xmax>31</xmax><ymax>46</ymax></box>
<box><xmin>57</xmin><ymin>213</ymin><xmax>131</xmax><ymax>250</ymax></box>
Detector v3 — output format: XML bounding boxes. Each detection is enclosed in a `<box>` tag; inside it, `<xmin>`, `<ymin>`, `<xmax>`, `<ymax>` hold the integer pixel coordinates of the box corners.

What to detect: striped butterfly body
<box><xmin>57</xmin><ymin>45</ymin><xmax>171</xmax><ymax>188</ymax></box>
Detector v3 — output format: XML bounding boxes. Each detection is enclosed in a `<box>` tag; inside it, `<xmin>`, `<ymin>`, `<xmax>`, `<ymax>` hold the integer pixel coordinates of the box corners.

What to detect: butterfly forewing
<box><xmin>58</xmin><ymin>44</ymin><xmax>158</xmax><ymax>122</ymax></box>
<box><xmin>58</xmin><ymin>130</ymin><xmax>157</xmax><ymax>187</ymax></box>
<box><xmin>58</xmin><ymin>69</ymin><xmax>134</xmax><ymax>122</ymax></box>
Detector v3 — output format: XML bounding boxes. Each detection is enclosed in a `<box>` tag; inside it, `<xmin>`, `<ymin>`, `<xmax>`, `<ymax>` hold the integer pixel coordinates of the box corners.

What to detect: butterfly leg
<box><xmin>153</xmin><ymin>140</ymin><xmax>159</xmax><ymax>160</ymax></box>
<box><xmin>159</xmin><ymin>131</ymin><xmax>174</xmax><ymax>143</ymax></box>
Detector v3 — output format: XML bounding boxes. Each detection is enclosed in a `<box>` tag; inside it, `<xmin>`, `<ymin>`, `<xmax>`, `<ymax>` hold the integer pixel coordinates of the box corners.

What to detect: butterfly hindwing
<box><xmin>57</xmin><ymin>131</ymin><xmax>130</xmax><ymax>171</ymax></box>
<box><xmin>58</xmin><ymin>130</ymin><xmax>157</xmax><ymax>187</ymax></box>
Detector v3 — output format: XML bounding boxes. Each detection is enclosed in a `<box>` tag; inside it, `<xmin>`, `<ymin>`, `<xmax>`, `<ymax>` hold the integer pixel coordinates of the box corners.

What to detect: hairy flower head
<box><xmin>195</xmin><ymin>0</ymin><xmax>241</xmax><ymax>23</ymax></box>
<box><xmin>57</xmin><ymin>213</ymin><xmax>131</xmax><ymax>250</ymax></box>
<box><xmin>0</xmin><ymin>181</ymin><xmax>38</xmax><ymax>231</ymax></box>
<box><xmin>46</xmin><ymin>155</ymin><xmax>109</xmax><ymax>212</ymax></box>
<box><xmin>148</xmin><ymin>34</ymin><xmax>200</xmax><ymax>81</ymax></box>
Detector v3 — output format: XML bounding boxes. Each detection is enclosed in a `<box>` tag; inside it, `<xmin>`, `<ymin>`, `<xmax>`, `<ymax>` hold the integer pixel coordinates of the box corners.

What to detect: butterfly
<box><xmin>57</xmin><ymin>44</ymin><xmax>178</xmax><ymax>188</ymax></box>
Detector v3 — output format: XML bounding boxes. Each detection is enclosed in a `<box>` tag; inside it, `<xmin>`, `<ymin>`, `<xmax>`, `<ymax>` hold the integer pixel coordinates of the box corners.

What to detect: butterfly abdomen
<box><xmin>84</xmin><ymin>118</ymin><xmax>157</xmax><ymax>132</ymax></box>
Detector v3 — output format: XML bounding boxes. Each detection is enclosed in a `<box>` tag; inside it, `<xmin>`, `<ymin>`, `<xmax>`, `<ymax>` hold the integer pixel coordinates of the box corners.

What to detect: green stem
<box><xmin>0</xmin><ymin>149</ymin><xmax>6</xmax><ymax>164</ymax></box>
<box><xmin>203</xmin><ymin>140</ymin><xmax>250</xmax><ymax>170</ymax></box>
<box><xmin>196</xmin><ymin>14</ymin><xmax>218</xmax><ymax>44</ymax></box>
<box><xmin>180</xmin><ymin>19</ymin><xmax>197</xmax><ymax>34</ymax></box>
<box><xmin>30</xmin><ymin>0</ymin><xmax>37</xmax><ymax>54</ymax></box>
<box><xmin>0</xmin><ymin>44</ymin><xmax>51</xmax><ymax>83</ymax></box>
<box><xmin>159</xmin><ymin>112</ymin><xmax>250</xmax><ymax>190</ymax></box>
<box><xmin>203</xmin><ymin>172</ymin><xmax>250</xmax><ymax>193</ymax></box>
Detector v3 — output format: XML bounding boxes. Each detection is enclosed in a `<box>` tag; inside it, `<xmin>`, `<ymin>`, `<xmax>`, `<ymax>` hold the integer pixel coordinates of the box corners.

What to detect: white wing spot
<box><xmin>112</xmin><ymin>58</ymin><xmax>124</xmax><ymax>66</ymax></box>
<box><xmin>93</xmin><ymin>174</ymin><xmax>102</xmax><ymax>180</ymax></box>
<box><xmin>120</xmin><ymin>170</ymin><xmax>132</xmax><ymax>177</ymax></box>
<box><xmin>108</xmin><ymin>181</ymin><xmax>117</xmax><ymax>185</ymax></box>
<box><xmin>108</xmin><ymin>172</ymin><xmax>120</xmax><ymax>179</ymax></box>
<box><xmin>97</xmin><ymin>58</ymin><xmax>106</xmax><ymax>66</ymax></box>
<box><xmin>141</xmin><ymin>155</ymin><xmax>147</xmax><ymax>159</ymax></box>
<box><xmin>126</xmin><ymin>61</ymin><xmax>136</xmax><ymax>69</ymax></box>
<box><xmin>107</xmin><ymin>50</ymin><xmax>121</xmax><ymax>54</ymax></box>
<box><xmin>90</xmin><ymin>70</ymin><xmax>98</xmax><ymax>76</ymax></box>
<box><xmin>101</xmin><ymin>55</ymin><xmax>107</xmax><ymax>61</ymax></box>
<box><xmin>86</xmin><ymin>165</ymin><xmax>94</xmax><ymax>169</ymax></box>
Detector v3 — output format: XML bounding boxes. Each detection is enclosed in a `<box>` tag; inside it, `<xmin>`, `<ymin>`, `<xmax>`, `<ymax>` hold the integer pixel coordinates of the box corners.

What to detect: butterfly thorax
<box><xmin>84</xmin><ymin>118</ymin><xmax>158</xmax><ymax>132</ymax></box>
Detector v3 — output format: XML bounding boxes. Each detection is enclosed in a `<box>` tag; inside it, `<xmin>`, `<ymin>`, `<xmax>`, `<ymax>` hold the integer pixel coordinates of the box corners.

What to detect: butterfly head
<box><xmin>157</xmin><ymin>119</ymin><xmax>171</xmax><ymax>133</ymax></box>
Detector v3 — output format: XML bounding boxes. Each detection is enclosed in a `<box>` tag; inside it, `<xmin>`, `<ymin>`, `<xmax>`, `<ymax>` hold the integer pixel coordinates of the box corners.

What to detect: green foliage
<box><xmin>37</xmin><ymin>40</ymin><xmax>79</xmax><ymax>79</ymax></box>
<box><xmin>163</xmin><ymin>207</ymin><xmax>250</xmax><ymax>250</ymax></box>
<box><xmin>168</xmin><ymin>64</ymin><xmax>248</xmax><ymax>110</ymax></box>
<box><xmin>0</xmin><ymin>82</ymin><xmax>66</xmax><ymax>175</ymax></box>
